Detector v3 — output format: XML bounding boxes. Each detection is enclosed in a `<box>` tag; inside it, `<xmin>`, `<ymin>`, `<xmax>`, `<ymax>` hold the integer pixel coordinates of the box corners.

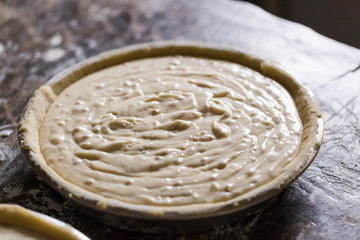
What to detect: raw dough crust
<box><xmin>19</xmin><ymin>42</ymin><xmax>323</xmax><ymax>219</ymax></box>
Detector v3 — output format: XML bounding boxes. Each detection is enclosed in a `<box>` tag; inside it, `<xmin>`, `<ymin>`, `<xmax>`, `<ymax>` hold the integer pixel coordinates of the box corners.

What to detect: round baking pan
<box><xmin>0</xmin><ymin>204</ymin><xmax>90</xmax><ymax>240</ymax></box>
<box><xmin>19</xmin><ymin>41</ymin><xmax>324</xmax><ymax>234</ymax></box>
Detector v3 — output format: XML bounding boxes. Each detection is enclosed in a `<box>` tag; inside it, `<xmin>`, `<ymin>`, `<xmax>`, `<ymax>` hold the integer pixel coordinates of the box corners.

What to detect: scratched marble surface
<box><xmin>0</xmin><ymin>0</ymin><xmax>360</xmax><ymax>239</ymax></box>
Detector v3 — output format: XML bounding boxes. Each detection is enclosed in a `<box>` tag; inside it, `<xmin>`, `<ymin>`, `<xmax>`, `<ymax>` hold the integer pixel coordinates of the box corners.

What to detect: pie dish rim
<box><xmin>18</xmin><ymin>41</ymin><xmax>323</xmax><ymax>226</ymax></box>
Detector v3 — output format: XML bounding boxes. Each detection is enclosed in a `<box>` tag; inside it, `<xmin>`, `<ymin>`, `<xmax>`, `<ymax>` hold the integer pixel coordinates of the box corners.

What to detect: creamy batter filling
<box><xmin>0</xmin><ymin>224</ymin><xmax>51</xmax><ymax>240</ymax></box>
<box><xmin>40</xmin><ymin>56</ymin><xmax>302</xmax><ymax>206</ymax></box>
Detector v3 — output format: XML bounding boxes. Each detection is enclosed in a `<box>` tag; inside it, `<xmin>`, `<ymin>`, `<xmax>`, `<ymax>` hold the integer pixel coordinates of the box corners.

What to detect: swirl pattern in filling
<box><xmin>40</xmin><ymin>56</ymin><xmax>302</xmax><ymax>206</ymax></box>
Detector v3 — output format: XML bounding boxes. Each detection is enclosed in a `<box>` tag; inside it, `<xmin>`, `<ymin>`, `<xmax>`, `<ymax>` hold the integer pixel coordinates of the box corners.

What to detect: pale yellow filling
<box><xmin>40</xmin><ymin>56</ymin><xmax>302</xmax><ymax>206</ymax></box>
<box><xmin>0</xmin><ymin>224</ymin><xmax>51</xmax><ymax>240</ymax></box>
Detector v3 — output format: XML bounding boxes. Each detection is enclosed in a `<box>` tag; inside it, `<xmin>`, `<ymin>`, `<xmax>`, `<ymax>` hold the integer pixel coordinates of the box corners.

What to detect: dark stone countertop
<box><xmin>0</xmin><ymin>0</ymin><xmax>359</xmax><ymax>239</ymax></box>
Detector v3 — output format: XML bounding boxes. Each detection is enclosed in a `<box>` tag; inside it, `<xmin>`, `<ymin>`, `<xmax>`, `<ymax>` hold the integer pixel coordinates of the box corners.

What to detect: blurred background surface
<box><xmin>242</xmin><ymin>0</ymin><xmax>360</xmax><ymax>49</ymax></box>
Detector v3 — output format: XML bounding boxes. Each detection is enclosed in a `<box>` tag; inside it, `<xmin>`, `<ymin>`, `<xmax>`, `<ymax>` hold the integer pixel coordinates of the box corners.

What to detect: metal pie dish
<box><xmin>19</xmin><ymin>41</ymin><xmax>323</xmax><ymax>234</ymax></box>
<box><xmin>0</xmin><ymin>204</ymin><xmax>90</xmax><ymax>240</ymax></box>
